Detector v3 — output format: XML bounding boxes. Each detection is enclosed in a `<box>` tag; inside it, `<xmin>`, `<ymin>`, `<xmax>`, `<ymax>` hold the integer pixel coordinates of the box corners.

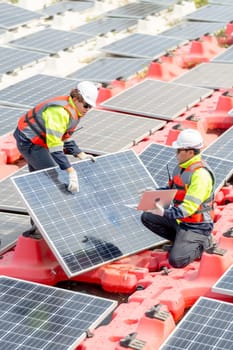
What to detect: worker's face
<box><xmin>73</xmin><ymin>97</ymin><xmax>92</xmax><ymax>117</ymax></box>
<box><xmin>176</xmin><ymin>149</ymin><xmax>195</xmax><ymax>164</ymax></box>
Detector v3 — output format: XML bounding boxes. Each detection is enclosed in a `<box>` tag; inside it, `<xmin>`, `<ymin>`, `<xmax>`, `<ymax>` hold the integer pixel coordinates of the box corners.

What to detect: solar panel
<box><xmin>211</xmin><ymin>46</ymin><xmax>233</xmax><ymax>63</ymax></box>
<box><xmin>212</xmin><ymin>264</ymin><xmax>233</xmax><ymax>296</ymax></box>
<box><xmin>0</xmin><ymin>213</ymin><xmax>29</xmax><ymax>254</ymax></box>
<box><xmin>12</xmin><ymin>150</ymin><xmax>166</xmax><ymax>277</ymax></box>
<box><xmin>141</xmin><ymin>0</ymin><xmax>179</xmax><ymax>6</ymax></box>
<box><xmin>9</xmin><ymin>28</ymin><xmax>92</xmax><ymax>55</ymax></box>
<box><xmin>40</xmin><ymin>0</ymin><xmax>94</xmax><ymax>17</ymax></box>
<box><xmin>0</xmin><ymin>46</ymin><xmax>48</xmax><ymax>76</ymax></box>
<box><xmin>0</xmin><ymin>74</ymin><xmax>76</xmax><ymax>108</ymax></box>
<box><xmin>161</xmin><ymin>21</ymin><xmax>224</xmax><ymax>40</ymax></box>
<box><xmin>105</xmin><ymin>2</ymin><xmax>166</xmax><ymax>19</ymax></box>
<box><xmin>0</xmin><ymin>276</ymin><xmax>117</xmax><ymax>349</ymax></box>
<box><xmin>0</xmin><ymin>3</ymin><xmax>41</xmax><ymax>30</ymax></box>
<box><xmin>71</xmin><ymin>109</ymin><xmax>165</xmax><ymax>155</ymax></box>
<box><xmin>209</xmin><ymin>0</ymin><xmax>233</xmax><ymax>5</ymax></box>
<box><xmin>101</xmin><ymin>79</ymin><xmax>213</xmax><ymax>120</ymax></box>
<box><xmin>0</xmin><ymin>106</ymin><xmax>26</xmax><ymax>137</ymax></box>
<box><xmin>203</xmin><ymin>126</ymin><xmax>233</xmax><ymax>162</ymax></box>
<box><xmin>0</xmin><ymin>166</ymin><xmax>28</xmax><ymax>213</ymax></box>
<box><xmin>173</xmin><ymin>62</ymin><xmax>233</xmax><ymax>89</ymax></box>
<box><xmin>185</xmin><ymin>4</ymin><xmax>233</xmax><ymax>23</ymax></box>
<box><xmin>100</xmin><ymin>33</ymin><xmax>186</xmax><ymax>59</ymax></box>
<box><xmin>159</xmin><ymin>297</ymin><xmax>233</xmax><ymax>350</ymax></box>
<box><xmin>68</xmin><ymin>57</ymin><xmax>151</xmax><ymax>84</ymax></box>
<box><xmin>139</xmin><ymin>142</ymin><xmax>233</xmax><ymax>193</ymax></box>
<box><xmin>73</xmin><ymin>17</ymin><xmax>137</xmax><ymax>36</ymax></box>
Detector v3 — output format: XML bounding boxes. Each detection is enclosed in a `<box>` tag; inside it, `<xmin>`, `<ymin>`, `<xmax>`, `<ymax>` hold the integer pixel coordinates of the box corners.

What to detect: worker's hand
<box><xmin>68</xmin><ymin>170</ymin><xmax>79</xmax><ymax>192</ymax></box>
<box><xmin>147</xmin><ymin>201</ymin><xmax>164</xmax><ymax>216</ymax></box>
<box><xmin>78</xmin><ymin>152</ymin><xmax>95</xmax><ymax>162</ymax></box>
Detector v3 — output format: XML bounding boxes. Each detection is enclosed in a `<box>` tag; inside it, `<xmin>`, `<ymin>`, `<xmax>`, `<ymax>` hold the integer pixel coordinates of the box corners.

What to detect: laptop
<box><xmin>137</xmin><ymin>189</ymin><xmax>177</xmax><ymax>211</ymax></box>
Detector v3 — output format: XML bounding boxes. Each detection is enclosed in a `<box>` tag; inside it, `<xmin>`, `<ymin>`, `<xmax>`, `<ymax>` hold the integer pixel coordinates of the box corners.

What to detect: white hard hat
<box><xmin>172</xmin><ymin>129</ymin><xmax>204</xmax><ymax>149</ymax></box>
<box><xmin>77</xmin><ymin>81</ymin><xmax>98</xmax><ymax>107</ymax></box>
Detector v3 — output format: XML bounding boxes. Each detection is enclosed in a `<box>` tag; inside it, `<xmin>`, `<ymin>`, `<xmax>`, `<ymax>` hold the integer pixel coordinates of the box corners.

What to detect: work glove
<box><xmin>78</xmin><ymin>152</ymin><xmax>95</xmax><ymax>162</ymax></box>
<box><xmin>68</xmin><ymin>170</ymin><xmax>79</xmax><ymax>192</ymax></box>
<box><xmin>147</xmin><ymin>200</ymin><xmax>164</xmax><ymax>216</ymax></box>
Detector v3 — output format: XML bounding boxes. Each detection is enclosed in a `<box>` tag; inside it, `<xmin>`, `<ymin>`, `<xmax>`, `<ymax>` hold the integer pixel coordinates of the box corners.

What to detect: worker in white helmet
<box><xmin>14</xmin><ymin>81</ymin><xmax>98</xmax><ymax>237</ymax></box>
<box><xmin>141</xmin><ymin>129</ymin><xmax>215</xmax><ymax>268</ymax></box>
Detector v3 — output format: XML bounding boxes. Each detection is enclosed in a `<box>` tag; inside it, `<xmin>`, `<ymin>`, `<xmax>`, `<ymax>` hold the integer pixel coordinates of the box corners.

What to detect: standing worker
<box><xmin>14</xmin><ymin>80</ymin><xmax>98</xmax><ymax>237</ymax></box>
<box><xmin>141</xmin><ymin>129</ymin><xmax>215</xmax><ymax>268</ymax></box>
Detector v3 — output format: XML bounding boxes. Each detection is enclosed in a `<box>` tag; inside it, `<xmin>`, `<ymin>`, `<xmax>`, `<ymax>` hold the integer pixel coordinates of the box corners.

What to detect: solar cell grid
<box><xmin>68</xmin><ymin>57</ymin><xmax>151</xmax><ymax>84</ymax></box>
<box><xmin>0</xmin><ymin>276</ymin><xmax>117</xmax><ymax>350</ymax></box>
<box><xmin>159</xmin><ymin>297</ymin><xmax>233</xmax><ymax>350</ymax></box>
<box><xmin>161</xmin><ymin>21</ymin><xmax>224</xmax><ymax>40</ymax></box>
<box><xmin>0</xmin><ymin>74</ymin><xmax>76</xmax><ymax>108</ymax></box>
<box><xmin>209</xmin><ymin>0</ymin><xmax>233</xmax><ymax>5</ymax></box>
<box><xmin>211</xmin><ymin>46</ymin><xmax>233</xmax><ymax>63</ymax></box>
<box><xmin>212</xmin><ymin>264</ymin><xmax>233</xmax><ymax>296</ymax></box>
<box><xmin>73</xmin><ymin>17</ymin><xmax>137</xmax><ymax>36</ymax></box>
<box><xmin>203</xmin><ymin>126</ymin><xmax>233</xmax><ymax>162</ymax></box>
<box><xmin>185</xmin><ymin>4</ymin><xmax>233</xmax><ymax>23</ymax></box>
<box><xmin>12</xmin><ymin>150</ymin><xmax>165</xmax><ymax>277</ymax></box>
<box><xmin>71</xmin><ymin>109</ymin><xmax>165</xmax><ymax>155</ymax></box>
<box><xmin>41</xmin><ymin>1</ymin><xmax>94</xmax><ymax>17</ymax></box>
<box><xmin>173</xmin><ymin>62</ymin><xmax>233</xmax><ymax>89</ymax></box>
<box><xmin>101</xmin><ymin>79</ymin><xmax>213</xmax><ymax>120</ymax></box>
<box><xmin>0</xmin><ymin>106</ymin><xmax>26</xmax><ymax>137</ymax></box>
<box><xmin>0</xmin><ymin>46</ymin><xmax>47</xmax><ymax>76</ymax></box>
<box><xmin>105</xmin><ymin>2</ymin><xmax>166</xmax><ymax>19</ymax></box>
<box><xmin>100</xmin><ymin>33</ymin><xmax>186</xmax><ymax>59</ymax></box>
<box><xmin>139</xmin><ymin>142</ymin><xmax>233</xmax><ymax>193</ymax></box>
<box><xmin>0</xmin><ymin>213</ymin><xmax>29</xmax><ymax>254</ymax></box>
<box><xmin>0</xmin><ymin>166</ymin><xmax>28</xmax><ymax>213</ymax></box>
<box><xmin>10</xmin><ymin>28</ymin><xmax>92</xmax><ymax>55</ymax></box>
<box><xmin>0</xmin><ymin>3</ymin><xmax>41</xmax><ymax>30</ymax></box>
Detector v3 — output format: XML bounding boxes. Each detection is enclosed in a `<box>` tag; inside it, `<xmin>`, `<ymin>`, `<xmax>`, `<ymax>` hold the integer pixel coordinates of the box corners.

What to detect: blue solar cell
<box><xmin>212</xmin><ymin>264</ymin><xmax>233</xmax><ymax>296</ymax></box>
<box><xmin>0</xmin><ymin>3</ymin><xmax>41</xmax><ymax>30</ymax></box>
<box><xmin>12</xmin><ymin>150</ymin><xmax>165</xmax><ymax>277</ymax></box>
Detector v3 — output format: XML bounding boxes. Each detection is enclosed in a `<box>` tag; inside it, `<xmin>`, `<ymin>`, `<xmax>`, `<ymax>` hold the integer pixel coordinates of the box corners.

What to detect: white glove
<box><xmin>78</xmin><ymin>152</ymin><xmax>95</xmax><ymax>162</ymax></box>
<box><xmin>147</xmin><ymin>201</ymin><xmax>164</xmax><ymax>216</ymax></box>
<box><xmin>68</xmin><ymin>170</ymin><xmax>79</xmax><ymax>192</ymax></box>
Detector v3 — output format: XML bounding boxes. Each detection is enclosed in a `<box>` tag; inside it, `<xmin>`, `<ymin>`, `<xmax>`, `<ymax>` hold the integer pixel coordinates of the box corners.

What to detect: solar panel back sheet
<box><xmin>12</xmin><ymin>150</ymin><xmax>166</xmax><ymax>277</ymax></box>
<box><xmin>101</xmin><ymin>79</ymin><xmax>213</xmax><ymax>120</ymax></box>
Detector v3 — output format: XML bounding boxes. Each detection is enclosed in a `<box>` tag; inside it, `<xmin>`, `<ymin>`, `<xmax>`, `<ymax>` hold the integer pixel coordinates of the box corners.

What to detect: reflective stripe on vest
<box><xmin>18</xmin><ymin>96</ymin><xmax>79</xmax><ymax>147</ymax></box>
<box><xmin>172</xmin><ymin>160</ymin><xmax>215</xmax><ymax>223</ymax></box>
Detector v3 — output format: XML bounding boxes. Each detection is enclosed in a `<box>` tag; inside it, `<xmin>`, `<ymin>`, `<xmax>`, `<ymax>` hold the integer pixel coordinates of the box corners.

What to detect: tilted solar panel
<box><xmin>72</xmin><ymin>109</ymin><xmax>165</xmax><ymax>155</ymax></box>
<box><xmin>173</xmin><ymin>62</ymin><xmax>233</xmax><ymax>89</ymax></box>
<box><xmin>101</xmin><ymin>79</ymin><xmax>213</xmax><ymax>120</ymax></box>
<box><xmin>0</xmin><ymin>74</ymin><xmax>76</xmax><ymax>108</ymax></box>
<box><xmin>0</xmin><ymin>213</ymin><xmax>29</xmax><ymax>254</ymax></box>
<box><xmin>105</xmin><ymin>2</ymin><xmax>166</xmax><ymax>19</ymax></box>
<box><xmin>68</xmin><ymin>57</ymin><xmax>151</xmax><ymax>84</ymax></box>
<box><xmin>212</xmin><ymin>264</ymin><xmax>233</xmax><ymax>296</ymax></box>
<box><xmin>185</xmin><ymin>4</ymin><xmax>233</xmax><ymax>23</ymax></box>
<box><xmin>0</xmin><ymin>276</ymin><xmax>117</xmax><ymax>349</ymax></box>
<box><xmin>139</xmin><ymin>142</ymin><xmax>233</xmax><ymax>193</ymax></box>
<box><xmin>0</xmin><ymin>106</ymin><xmax>26</xmax><ymax>137</ymax></box>
<box><xmin>100</xmin><ymin>33</ymin><xmax>186</xmax><ymax>59</ymax></box>
<box><xmin>9</xmin><ymin>28</ymin><xmax>92</xmax><ymax>55</ymax></box>
<box><xmin>211</xmin><ymin>46</ymin><xmax>233</xmax><ymax>63</ymax></box>
<box><xmin>203</xmin><ymin>126</ymin><xmax>233</xmax><ymax>162</ymax></box>
<box><xmin>0</xmin><ymin>3</ymin><xmax>41</xmax><ymax>30</ymax></box>
<box><xmin>12</xmin><ymin>150</ymin><xmax>165</xmax><ymax>277</ymax></box>
<box><xmin>159</xmin><ymin>297</ymin><xmax>233</xmax><ymax>350</ymax></box>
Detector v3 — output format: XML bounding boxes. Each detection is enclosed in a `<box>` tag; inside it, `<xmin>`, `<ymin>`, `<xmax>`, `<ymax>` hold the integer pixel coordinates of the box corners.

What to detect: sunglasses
<box><xmin>83</xmin><ymin>102</ymin><xmax>92</xmax><ymax>109</ymax></box>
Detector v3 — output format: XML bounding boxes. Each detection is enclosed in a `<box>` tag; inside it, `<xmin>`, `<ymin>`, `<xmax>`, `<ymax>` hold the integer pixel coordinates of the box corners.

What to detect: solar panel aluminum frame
<box><xmin>12</xmin><ymin>150</ymin><xmax>165</xmax><ymax>278</ymax></box>
<box><xmin>212</xmin><ymin>264</ymin><xmax>233</xmax><ymax>296</ymax></box>
<box><xmin>0</xmin><ymin>276</ymin><xmax>117</xmax><ymax>350</ymax></box>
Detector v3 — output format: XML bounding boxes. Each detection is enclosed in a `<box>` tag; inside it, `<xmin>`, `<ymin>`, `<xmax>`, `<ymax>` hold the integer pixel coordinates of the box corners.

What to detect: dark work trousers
<box><xmin>141</xmin><ymin>212</ymin><xmax>211</xmax><ymax>268</ymax></box>
<box><xmin>14</xmin><ymin>128</ymin><xmax>56</xmax><ymax>172</ymax></box>
<box><xmin>14</xmin><ymin>128</ymin><xmax>56</xmax><ymax>233</ymax></box>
